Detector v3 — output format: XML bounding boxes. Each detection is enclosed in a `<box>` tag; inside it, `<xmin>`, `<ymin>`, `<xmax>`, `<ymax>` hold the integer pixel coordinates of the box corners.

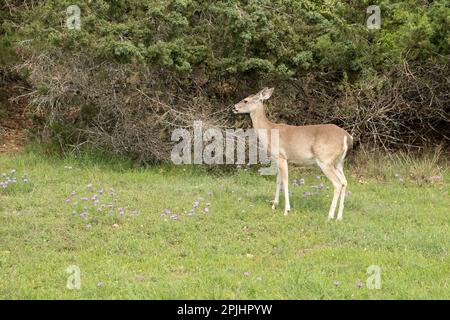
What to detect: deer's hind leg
<box><xmin>316</xmin><ymin>160</ymin><xmax>343</xmax><ymax>220</ymax></box>
<box><xmin>334</xmin><ymin>160</ymin><xmax>348</xmax><ymax>221</ymax></box>
<box><xmin>334</xmin><ymin>136</ymin><xmax>350</xmax><ymax>220</ymax></box>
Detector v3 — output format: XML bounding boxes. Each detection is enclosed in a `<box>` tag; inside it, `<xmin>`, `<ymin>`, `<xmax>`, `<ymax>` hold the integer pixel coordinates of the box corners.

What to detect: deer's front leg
<box><xmin>278</xmin><ymin>158</ymin><xmax>290</xmax><ymax>215</ymax></box>
<box><xmin>272</xmin><ymin>168</ymin><xmax>281</xmax><ymax>211</ymax></box>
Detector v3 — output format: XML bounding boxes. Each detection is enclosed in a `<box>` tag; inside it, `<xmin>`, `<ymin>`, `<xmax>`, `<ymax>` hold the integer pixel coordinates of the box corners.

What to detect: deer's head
<box><xmin>233</xmin><ymin>87</ymin><xmax>274</xmax><ymax>114</ymax></box>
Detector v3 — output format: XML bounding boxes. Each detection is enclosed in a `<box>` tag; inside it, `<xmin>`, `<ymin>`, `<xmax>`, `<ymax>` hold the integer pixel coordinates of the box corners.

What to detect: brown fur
<box><xmin>234</xmin><ymin>87</ymin><xmax>352</xmax><ymax>220</ymax></box>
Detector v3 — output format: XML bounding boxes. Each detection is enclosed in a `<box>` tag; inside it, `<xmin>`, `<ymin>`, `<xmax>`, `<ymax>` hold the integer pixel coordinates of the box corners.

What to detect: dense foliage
<box><xmin>1</xmin><ymin>0</ymin><xmax>449</xmax><ymax>159</ymax></box>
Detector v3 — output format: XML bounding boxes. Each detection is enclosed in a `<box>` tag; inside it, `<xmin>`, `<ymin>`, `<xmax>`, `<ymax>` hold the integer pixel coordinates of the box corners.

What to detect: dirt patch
<box><xmin>0</xmin><ymin>114</ymin><xmax>28</xmax><ymax>153</ymax></box>
<box><xmin>0</xmin><ymin>68</ymin><xmax>31</xmax><ymax>154</ymax></box>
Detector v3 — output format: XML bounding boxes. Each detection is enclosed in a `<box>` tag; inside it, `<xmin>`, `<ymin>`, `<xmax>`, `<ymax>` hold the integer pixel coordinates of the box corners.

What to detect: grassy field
<box><xmin>0</xmin><ymin>151</ymin><xmax>449</xmax><ymax>299</ymax></box>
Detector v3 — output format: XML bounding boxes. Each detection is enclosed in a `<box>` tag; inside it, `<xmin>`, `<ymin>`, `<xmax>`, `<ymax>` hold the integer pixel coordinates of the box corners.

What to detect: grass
<box><xmin>0</xmin><ymin>150</ymin><xmax>449</xmax><ymax>299</ymax></box>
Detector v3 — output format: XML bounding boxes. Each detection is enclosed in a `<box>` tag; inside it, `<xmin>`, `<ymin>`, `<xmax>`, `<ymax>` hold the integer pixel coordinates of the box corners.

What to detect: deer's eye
<box><xmin>244</xmin><ymin>100</ymin><xmax>248</xmax><ymax>103</ymax></box>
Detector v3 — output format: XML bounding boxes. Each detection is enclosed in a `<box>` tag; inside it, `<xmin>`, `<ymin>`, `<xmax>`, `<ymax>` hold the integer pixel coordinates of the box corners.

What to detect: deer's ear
<box><xmin>258</xmin><ymin>87</ymin><xmax>274</xmax><ymax>101</ymax></box>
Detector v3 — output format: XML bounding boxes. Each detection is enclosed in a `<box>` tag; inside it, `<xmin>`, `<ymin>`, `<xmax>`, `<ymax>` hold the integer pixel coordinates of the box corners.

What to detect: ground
<box><xmin>0</xmin><ymin>152</ymin><xmax>448</xmax><ymax>299</ymax></box>
<box><xmin>0</xmin><ymin>72</ymin><xmax>30</xmax><ymax>154</ymax></box>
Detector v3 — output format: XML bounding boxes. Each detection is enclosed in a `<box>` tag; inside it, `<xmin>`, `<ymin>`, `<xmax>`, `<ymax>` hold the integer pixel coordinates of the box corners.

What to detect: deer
<box><xmin>233</xmin><ymin>87</ymin><xmax>353</xmax><ymax>220</ymax></box>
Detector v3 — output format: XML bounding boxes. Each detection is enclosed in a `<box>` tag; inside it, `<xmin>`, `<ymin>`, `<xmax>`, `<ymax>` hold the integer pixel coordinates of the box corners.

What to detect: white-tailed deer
<box><xmin>233</xmin><ymin>87</ymin><xmax>353</xmax><ymax>220</ymax></box>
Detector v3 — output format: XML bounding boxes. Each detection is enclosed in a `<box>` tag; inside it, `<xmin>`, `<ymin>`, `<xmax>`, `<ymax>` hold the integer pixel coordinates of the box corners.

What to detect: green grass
<box><xmin>0</xmin><ymin>151</ymin><xmax>449</xmax><ymax>299</ymax></box>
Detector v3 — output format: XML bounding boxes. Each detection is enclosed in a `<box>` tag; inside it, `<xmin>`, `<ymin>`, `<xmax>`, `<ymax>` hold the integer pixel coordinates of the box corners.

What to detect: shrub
<box><xmin>1</xmin><ymin>0</ymin><xmax>449</xmax><ymax>160</ymax></box>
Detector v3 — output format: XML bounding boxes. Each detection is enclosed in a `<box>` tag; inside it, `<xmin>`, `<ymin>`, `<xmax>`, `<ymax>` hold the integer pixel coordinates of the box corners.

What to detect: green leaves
<box><xmin>5</xmin><ymin>0</ymin><xmax>448</xmax><ymax>79</ymax></box>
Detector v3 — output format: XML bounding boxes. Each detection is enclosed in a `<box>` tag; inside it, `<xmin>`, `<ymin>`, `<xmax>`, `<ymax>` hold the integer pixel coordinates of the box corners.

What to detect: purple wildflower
<box><xmin>357</xmin><ymin>280</ymin><xmax>363</xmax><ymax>289</ymax></box>
<box><xmin>80</xmin><ymin>212</ymin><xmax>89</xmax><ymax>220</ymax></box>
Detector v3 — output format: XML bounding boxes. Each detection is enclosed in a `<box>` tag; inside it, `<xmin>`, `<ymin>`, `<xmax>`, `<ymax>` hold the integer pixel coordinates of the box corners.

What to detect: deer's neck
<box><xmin>250</xmin><ymin>103</ymin><xmax>271</xmax><ymax>130</ymax></box>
